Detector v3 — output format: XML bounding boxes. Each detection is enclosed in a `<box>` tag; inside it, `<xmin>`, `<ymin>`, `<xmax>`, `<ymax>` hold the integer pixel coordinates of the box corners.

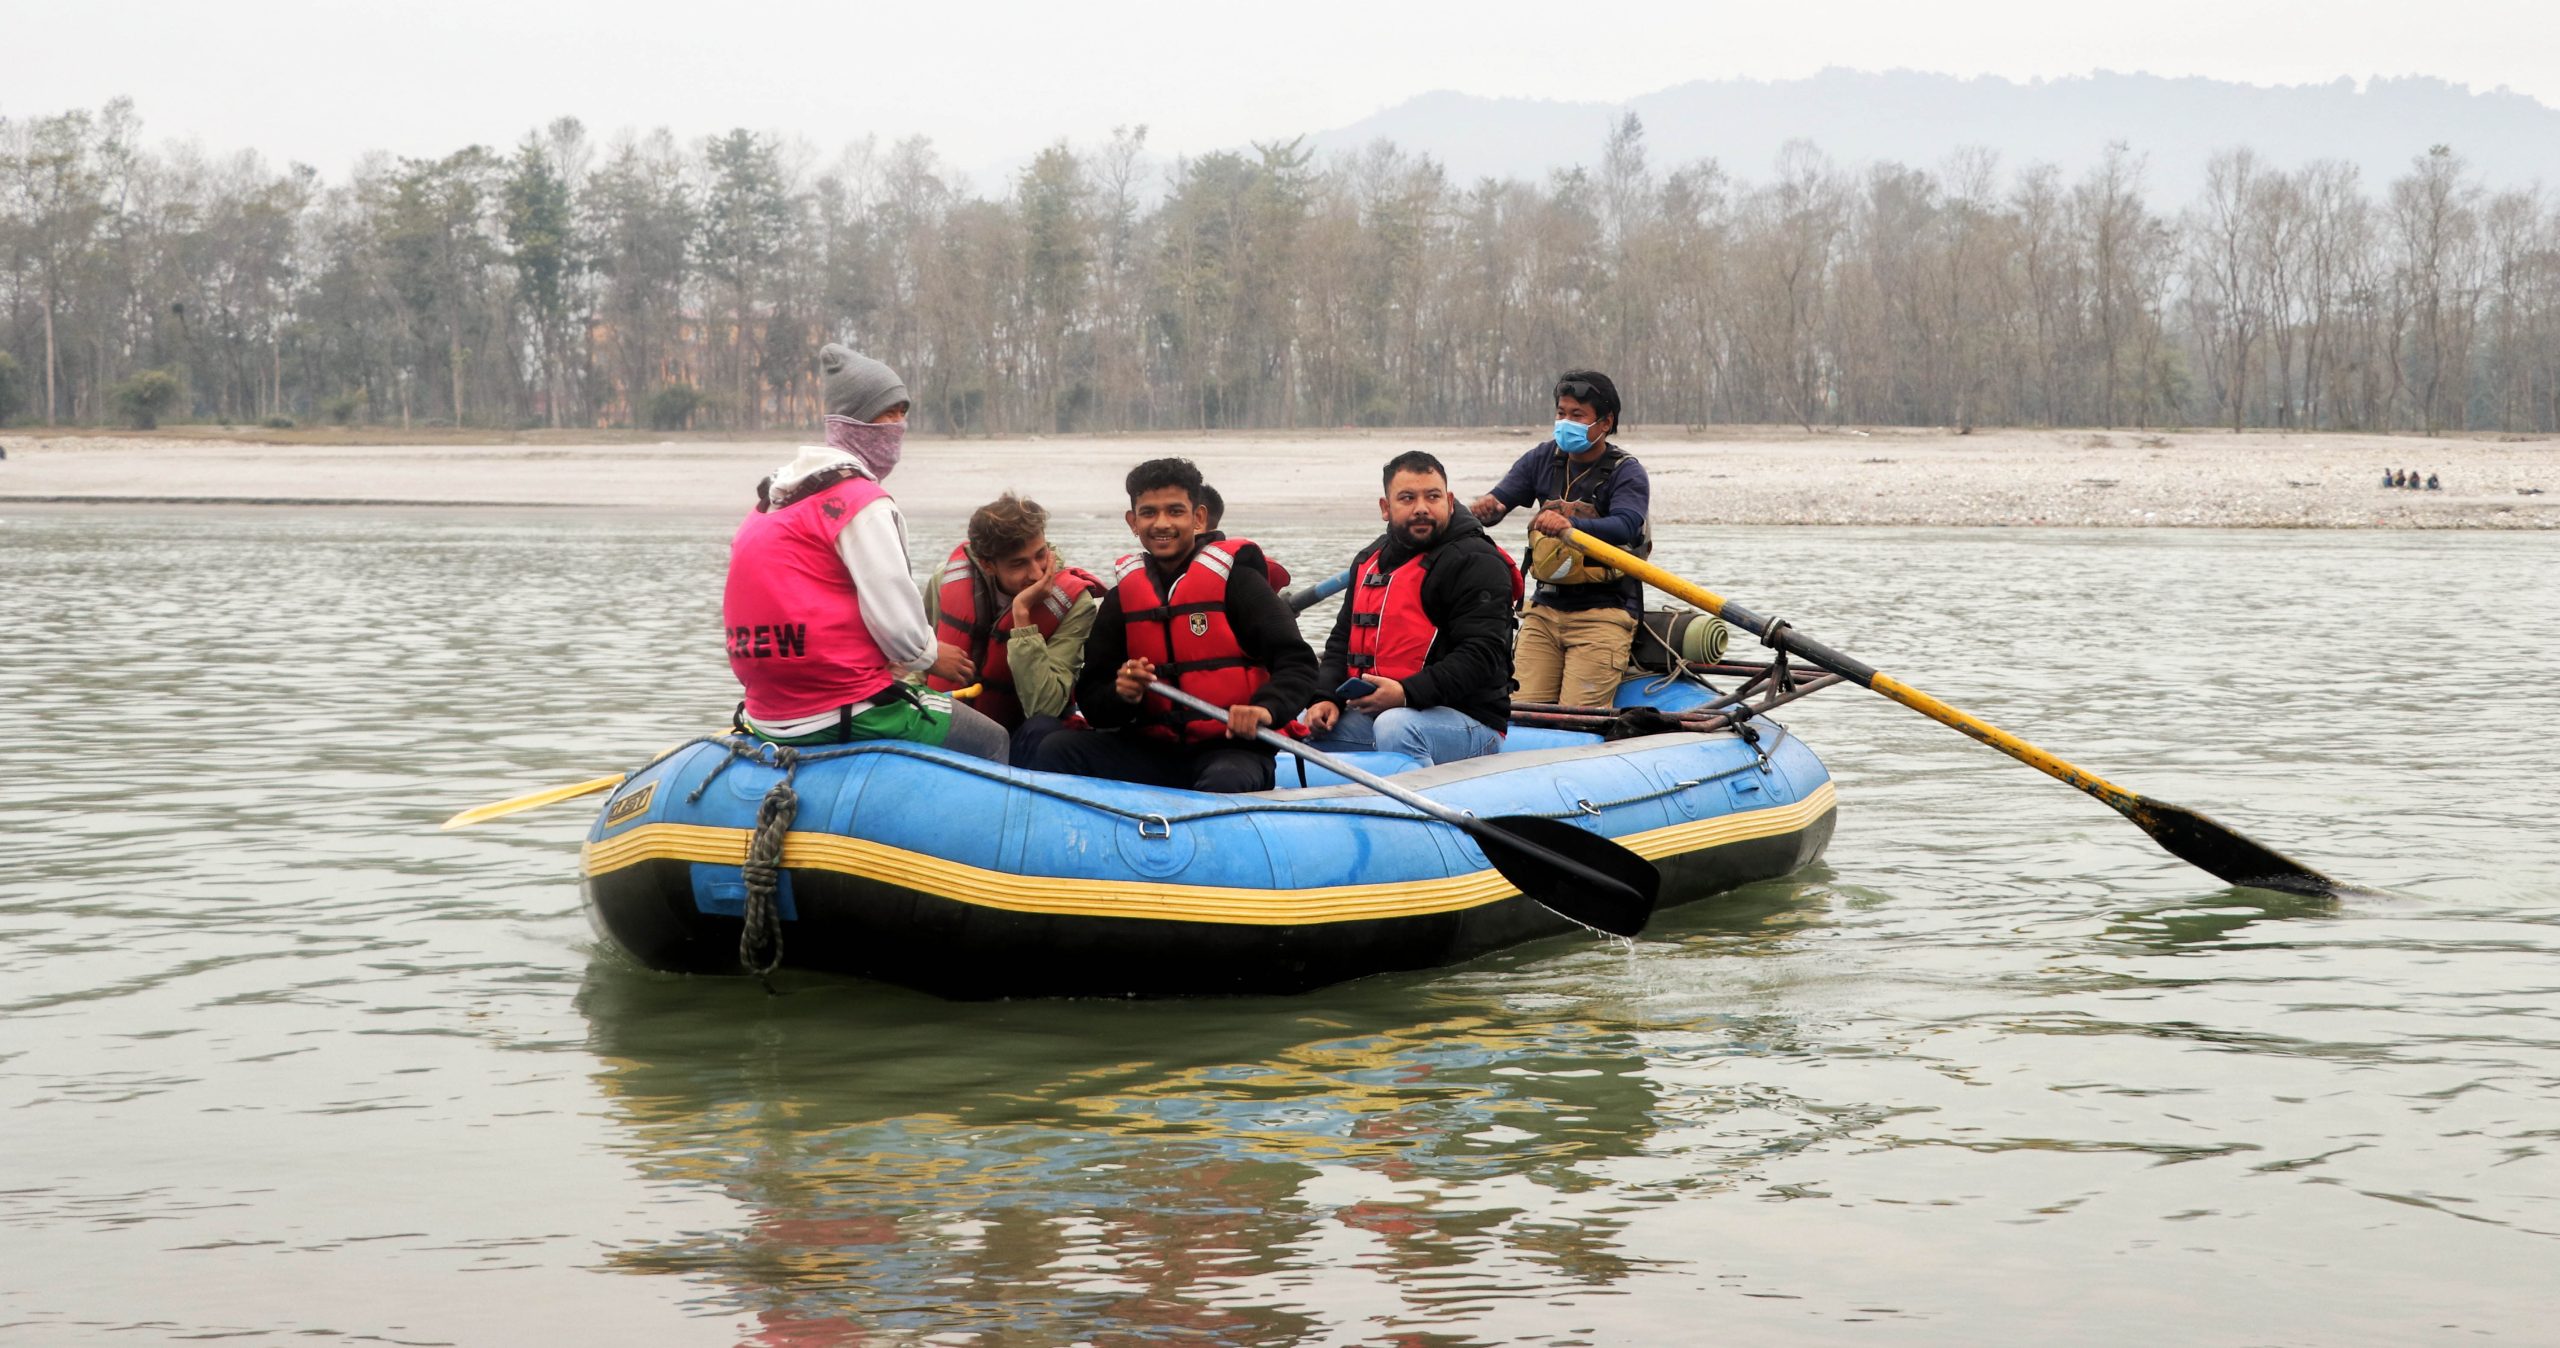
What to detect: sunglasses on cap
<box><xmin>1555</xmin><ymin>379</ymin><xmax>1601</xmax><ymax>404</ymax></box>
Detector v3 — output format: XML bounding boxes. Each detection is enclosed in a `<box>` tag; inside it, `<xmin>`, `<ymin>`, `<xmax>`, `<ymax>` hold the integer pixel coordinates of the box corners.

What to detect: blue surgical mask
<box><xmin>1552</xmin><ymin>419</ymin><xmax>1591</xmax><ymax>453</ymax></box>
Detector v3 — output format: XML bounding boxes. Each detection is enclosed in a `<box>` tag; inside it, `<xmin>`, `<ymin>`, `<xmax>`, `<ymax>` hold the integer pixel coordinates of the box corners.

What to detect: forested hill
<box><xmin>1309</xmin><ymin>71</ymin><xmax>2560</xmax><ymax>200</ymax></box>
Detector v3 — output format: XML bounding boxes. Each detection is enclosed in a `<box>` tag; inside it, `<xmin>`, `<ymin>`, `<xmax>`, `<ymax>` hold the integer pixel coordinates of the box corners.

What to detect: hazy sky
<box><xmin>10</xmin><ymin>0</ymin><xmax>2558</xmax><ymax>178</ymax></box>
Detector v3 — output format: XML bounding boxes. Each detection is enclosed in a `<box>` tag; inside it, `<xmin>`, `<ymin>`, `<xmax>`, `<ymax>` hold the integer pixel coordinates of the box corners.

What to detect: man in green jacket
<box><xmin>926</xmin><ymin>492</ymin><xmax>1103</xmax><ymax>765</ymax></box>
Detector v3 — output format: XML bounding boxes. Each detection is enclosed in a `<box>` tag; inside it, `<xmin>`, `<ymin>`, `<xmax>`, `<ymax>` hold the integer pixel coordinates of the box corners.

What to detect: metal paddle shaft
<box><xmin>1562</xmin><ymin>529</ymin><xmax>2346</xmax><ymax>899</ymax></box>
<box><xmin>1285</xmin><ymin>568</ymin><xmax>1353</xmax><ymax>613</ymax></box>
<box><xmin>1144</xmin><ymin>680</ymin><xmax>1658</xmax><ymax>937</ymax></box>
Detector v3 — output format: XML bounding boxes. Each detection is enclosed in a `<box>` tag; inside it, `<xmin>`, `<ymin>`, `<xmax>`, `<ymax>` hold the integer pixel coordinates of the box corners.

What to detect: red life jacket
<box><xmin>926</xmin><ymin>542</ymin><xmax>1101</xmax><ymax>729</ymax></box>
<box><xmin>1114</xmin><ymin>538</ymin><xmax>1272</xmax><ymax>743</ymax></box>
<box><xmin>723</xmin><ymin>474</ymin><xmax>896</xmax><ymax>722</ymax></box>
<box><xmin>1346</xmin><ymin>539</ymin><xmax>1526</xmax><ymax>682</ymax></box>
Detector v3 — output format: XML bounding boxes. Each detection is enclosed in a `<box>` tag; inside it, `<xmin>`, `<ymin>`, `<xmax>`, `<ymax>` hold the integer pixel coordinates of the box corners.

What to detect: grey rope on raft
<box><xmin>675</xmin><ymin>732</ymin><xmax>1756</xmax><ymax>832</ymax></box>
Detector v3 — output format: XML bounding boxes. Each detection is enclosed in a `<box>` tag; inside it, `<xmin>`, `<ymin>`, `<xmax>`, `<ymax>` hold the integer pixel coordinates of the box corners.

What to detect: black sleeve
<box><xmin>1311</xmin><ymin>540</ymin><xmax>1379</xmax><ymax>701</ymax></box>
<box><xmin>1397</xmin><ymin>545</ymin><xmax>1516</xmax><ymax>713</ymax></box>
<box><xmin>1223</xmin><ymin>562</ymin><xmax>1321</xmax><ymax>725</ymax></box>
<box><xmin>1072</xmin><ymin>588</ymin><xmax>1136</xmax><ymax>729</ymax></box>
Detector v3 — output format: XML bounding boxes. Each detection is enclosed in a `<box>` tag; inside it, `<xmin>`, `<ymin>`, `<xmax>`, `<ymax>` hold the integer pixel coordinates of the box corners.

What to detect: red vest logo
<box><xmin>1188</xmin><ymin>613</ymin><xmax>1209</xmax><ymax>636</ymax></box>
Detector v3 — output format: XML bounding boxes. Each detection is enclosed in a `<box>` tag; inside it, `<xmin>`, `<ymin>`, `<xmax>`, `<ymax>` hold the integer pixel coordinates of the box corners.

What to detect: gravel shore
<box><xmin>3</xmin><ymin>425</ymin><xmax>2553</xmax><ymax>529</ymax></box>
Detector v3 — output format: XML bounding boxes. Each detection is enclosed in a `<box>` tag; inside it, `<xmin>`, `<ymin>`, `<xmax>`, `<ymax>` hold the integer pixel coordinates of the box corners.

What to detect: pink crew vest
<box><xmin>723</xmin><ymin>474</ymin><xmax>897</xmax><ymax>722</ymax></box>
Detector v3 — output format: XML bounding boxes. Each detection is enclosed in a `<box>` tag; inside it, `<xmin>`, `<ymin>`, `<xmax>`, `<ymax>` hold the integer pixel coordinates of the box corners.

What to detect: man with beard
<box><xmin>1031</xmin><ymin>457</ymin><xmax>1319</xmax><ymax>793</ymax></box>
<box><xmin>1306</xmin><ymin>450</ymin><xmax>1523</xmax><ymax>768</ymax></box>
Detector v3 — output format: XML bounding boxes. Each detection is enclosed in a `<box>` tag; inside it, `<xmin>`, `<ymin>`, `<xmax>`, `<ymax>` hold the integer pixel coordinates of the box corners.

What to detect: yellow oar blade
<box><xmin>442</xmin><ymin>774</ymin><xmax>627</xmax><ymax>830</ymax></box>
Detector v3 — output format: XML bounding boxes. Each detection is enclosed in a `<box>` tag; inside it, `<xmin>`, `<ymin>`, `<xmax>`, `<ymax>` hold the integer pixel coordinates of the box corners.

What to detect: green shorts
<box><xmin>748</xmin><ymin>688</ymin><xmax>957</xmax><ymax>748</ymax></box>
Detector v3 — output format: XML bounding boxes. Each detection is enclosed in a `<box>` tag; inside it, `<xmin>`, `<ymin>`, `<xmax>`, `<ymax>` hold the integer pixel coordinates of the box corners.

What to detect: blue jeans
<box><xmin>1313</xmin><ymin>705</ymin><xmax>1504</xmax><ymax>769</ymax></box>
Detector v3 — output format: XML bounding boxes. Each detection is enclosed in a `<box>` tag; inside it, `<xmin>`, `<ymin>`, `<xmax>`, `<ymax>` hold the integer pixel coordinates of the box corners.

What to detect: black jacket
<box><xmin>1316</xmin><ymin>508</ymin><xmax>1517</xmax><ymax>733</ymax></box>
<box><xmin>1075</xmin><ymin>545</ymin><xmax>1321</xmax><ymax>741</ymax></box>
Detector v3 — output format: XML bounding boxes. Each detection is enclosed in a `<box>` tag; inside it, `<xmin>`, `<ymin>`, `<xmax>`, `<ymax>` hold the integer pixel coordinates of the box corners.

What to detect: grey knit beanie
<box><xmin>818</xmin><ymin>343</ymin><xmax>908</xmax><ymax>423</ymax></box>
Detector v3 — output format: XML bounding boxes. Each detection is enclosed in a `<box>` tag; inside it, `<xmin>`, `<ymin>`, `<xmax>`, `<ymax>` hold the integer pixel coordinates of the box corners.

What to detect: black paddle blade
<box><xmin>2124</xmin><ymin>798</ymin><xmax>2343</xmax><ymax>899</ymax></box>
<box><xmin>1475</xmin><ymin>814</ymin><xmax>1661</xmax><ymax>938</ymax></box>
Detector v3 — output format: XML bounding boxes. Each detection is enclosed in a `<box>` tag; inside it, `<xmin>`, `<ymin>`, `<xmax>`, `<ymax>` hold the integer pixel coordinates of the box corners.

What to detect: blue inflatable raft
<box><xmin>581</xmin><ymin>676</ymin><xmax>1836</xmax><ymax>997</ymax></box>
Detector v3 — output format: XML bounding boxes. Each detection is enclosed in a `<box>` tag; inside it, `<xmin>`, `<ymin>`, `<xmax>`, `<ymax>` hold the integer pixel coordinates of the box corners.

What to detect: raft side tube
<box><xmin>578</xmin><ymin>718</ymin><xmax>1837</xmax><ymax>996</ymax></box>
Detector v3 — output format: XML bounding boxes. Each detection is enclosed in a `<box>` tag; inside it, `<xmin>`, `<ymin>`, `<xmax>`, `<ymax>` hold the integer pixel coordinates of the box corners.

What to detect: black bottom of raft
<box><xmin>584</xmin><ymin>809</ymin><xmax>1833</xmax><ymax>999</ymax></box>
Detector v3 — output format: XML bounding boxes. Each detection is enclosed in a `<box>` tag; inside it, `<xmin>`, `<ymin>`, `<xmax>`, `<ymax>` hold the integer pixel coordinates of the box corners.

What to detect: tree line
<box><xmin>3</xmin><ymin>101</ymin><xmax>2555</xmax><ymax>437</ymax></box>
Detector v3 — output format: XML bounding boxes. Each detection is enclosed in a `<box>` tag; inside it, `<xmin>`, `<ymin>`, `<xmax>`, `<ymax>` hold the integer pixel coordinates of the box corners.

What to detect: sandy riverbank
<box><xmin>2</xmin><ymin>425</ymin><xmax>2554</xmax><ymax>529</ymax></box>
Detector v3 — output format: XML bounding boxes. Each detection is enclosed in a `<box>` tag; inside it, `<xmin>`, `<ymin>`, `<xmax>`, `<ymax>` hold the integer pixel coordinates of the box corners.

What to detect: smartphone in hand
<box><xmin>1335</xmin><ymin>678</ymin><xmax>1377</xmax><ymax>701</ymax></box>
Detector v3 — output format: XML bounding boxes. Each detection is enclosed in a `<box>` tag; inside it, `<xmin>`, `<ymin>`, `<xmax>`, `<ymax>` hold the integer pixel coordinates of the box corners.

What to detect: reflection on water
<box><xmin>3</xmin><ymin>510</ymin><xmax>2557</xmax><ymax>1343</ymax></box>
<box><xmin>576</xmin><ymin>872</ymin><xmax>1849</xmax><ymax>1342</ymax></box>
<box><xmin>582</xmin><ymin>967</ymin><xmax>1685</xmax><ymax>1341</ymax></box>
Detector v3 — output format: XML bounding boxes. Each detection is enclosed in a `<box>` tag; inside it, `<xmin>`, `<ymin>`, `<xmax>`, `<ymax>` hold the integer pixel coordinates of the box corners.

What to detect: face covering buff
<box><xmin>824</xmin><ymin>415</ymin><xmax>905</xmax><ymax>481</ymax></box>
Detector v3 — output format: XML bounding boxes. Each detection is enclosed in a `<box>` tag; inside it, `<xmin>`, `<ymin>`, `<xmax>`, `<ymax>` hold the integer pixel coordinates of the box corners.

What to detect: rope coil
<box><xmin>736</xmin><ymin>745</ymin><xmax>799</xmax><ymax>989</ymax></box>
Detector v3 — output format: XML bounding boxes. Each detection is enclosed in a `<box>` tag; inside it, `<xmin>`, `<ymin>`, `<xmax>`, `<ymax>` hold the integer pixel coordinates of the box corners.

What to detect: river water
<box><xmin>3</xmin><ymin>509</ymin><xmax>2555</xmax><ymax>1346</ymax></box>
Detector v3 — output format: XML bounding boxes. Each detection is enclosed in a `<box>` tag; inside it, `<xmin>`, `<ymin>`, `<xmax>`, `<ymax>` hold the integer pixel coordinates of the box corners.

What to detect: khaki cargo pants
<box><xmin>1515</xmin><ymin>604</ymin><xmax>1636</xmax><ymax>709</ymax></box>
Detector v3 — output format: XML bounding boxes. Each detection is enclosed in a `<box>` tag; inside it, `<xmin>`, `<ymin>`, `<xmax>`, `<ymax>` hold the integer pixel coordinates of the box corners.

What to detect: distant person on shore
<box><xmin>925</xmin><ymin>492</ymin><xmax>1102</xmax><ymax>766</ymax></box>
<box><xmin>1306</xmin><ymin>450</ymin><xmax>1522</xmax><ymax>768</ymax></box>
<box><xmin>2384</xmin><ymin>468</ymin><xmax>2399</xmax><ymax>488</ymax></box>
<box><xmin>721</xmin><ymin>343</ymin><xmax>1007</xmax><ymax>760</ymax></box>
<box><xmin>1033</xmin><ymin>457</ymin><xmax>1319</xmax><ymax>792</ymax></box>
<box><xmin>1468</xmin><ymin>370</ymin><xmax>1651</xmax><ymax>709</ymax></box>
<box><xmin>2426</xmin><ymin>473</ymin><xmax>2441</xmax><ymax>491</ymax></box>
<box><xmin>1194</xmin><ymin>482</ymin><xmax>1292</xmax><ymax>588</ymax></box>
<box><xmin>2406</xmin><ymin>468</ymin><xmax>2422</xmax><ymax>490</ymax></box>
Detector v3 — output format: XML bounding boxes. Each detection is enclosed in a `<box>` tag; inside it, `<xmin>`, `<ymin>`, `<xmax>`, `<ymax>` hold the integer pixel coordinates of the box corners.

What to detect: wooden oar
<box><xmin>1562</xmin><ymin>528</ymin><xmax>2346</xmax><ymax>899</ymax></box>
<box><xmin>441</xmin><ymin>683</ymin><xmax>988</xmax><ymax>829</ymax></box>
<box><xmin>1146</xmin><ymin>680</ymin><xmax>1658</xmax><ymax>936</ymax></box>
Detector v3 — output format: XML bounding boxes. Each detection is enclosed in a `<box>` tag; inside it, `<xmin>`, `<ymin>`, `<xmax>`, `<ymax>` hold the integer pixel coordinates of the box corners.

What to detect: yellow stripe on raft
<box><xmin>581</xmin><ymin>781</ymin><xmax>1837</xmax><ymax>926</ymax></box>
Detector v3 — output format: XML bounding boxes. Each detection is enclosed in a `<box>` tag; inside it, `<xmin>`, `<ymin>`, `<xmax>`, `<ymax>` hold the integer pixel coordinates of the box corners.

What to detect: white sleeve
<box><xmin>836</xmin><ymin>497</ymin><xmax>937</xmax><ymax>674</ymax></box>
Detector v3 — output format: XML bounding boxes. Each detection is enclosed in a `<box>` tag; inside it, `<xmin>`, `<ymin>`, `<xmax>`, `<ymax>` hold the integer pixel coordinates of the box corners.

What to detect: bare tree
<box><xmin>7</xmin><ymin>99</ymin><xmax>2560</xmax><ymax>440</ymax></box>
